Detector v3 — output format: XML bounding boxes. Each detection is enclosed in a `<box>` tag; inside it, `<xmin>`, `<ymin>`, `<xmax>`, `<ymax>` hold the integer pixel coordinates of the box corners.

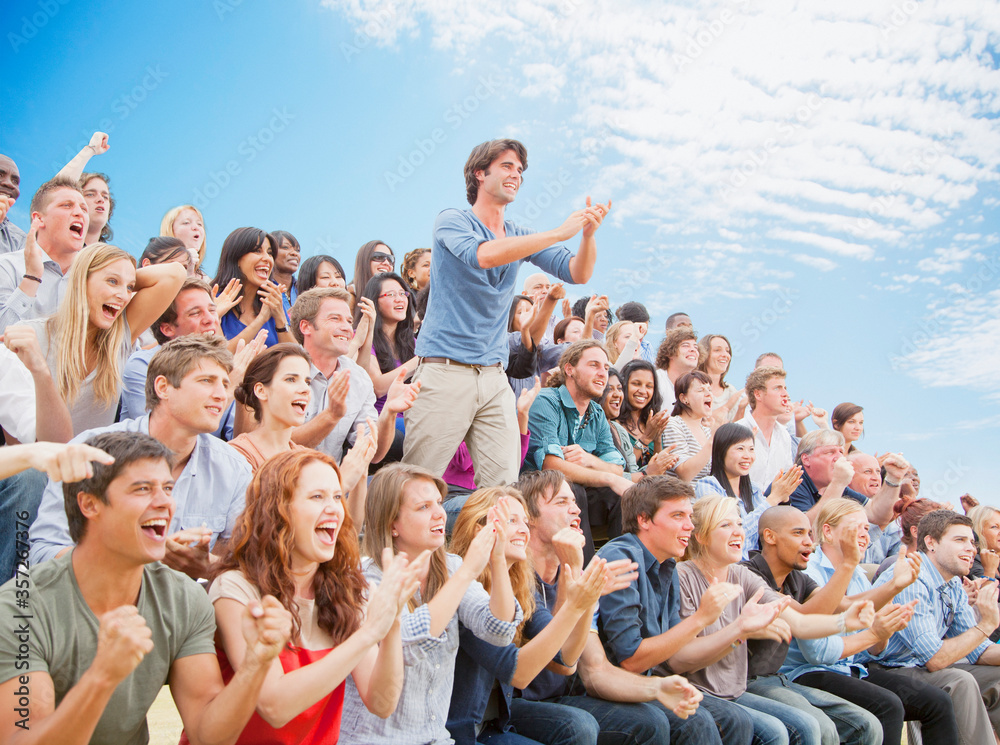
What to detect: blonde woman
<box><xmin>340</xmin><ymin>463</ymin><xmax>520</xmax><ymax>745</ymax></box>
<box><xmin>161</xmin><ymin>204</ymin><xmax>207</xmax><ymax>272</ymax></box>
<box><xmin>11</xmin><ymin>241</ymin><xmax>184</xmax><ymax>434</ymax></box>
<box><xmin>605</xmin><ymin>320</ymin><xmax>639</xmax><ymax>366</ymax></box>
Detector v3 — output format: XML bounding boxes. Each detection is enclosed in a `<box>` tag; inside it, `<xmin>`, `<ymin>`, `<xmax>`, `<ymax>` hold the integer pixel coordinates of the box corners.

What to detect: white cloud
<box><xmin>917</xmin><ymin>246</ymin><xmax>974</xmax><ymax>274</ymax></box>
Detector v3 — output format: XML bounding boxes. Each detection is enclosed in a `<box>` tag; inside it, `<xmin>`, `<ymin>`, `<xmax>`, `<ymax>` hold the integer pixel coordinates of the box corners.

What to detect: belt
<box><xmin>421</xmin><ymin>357</ymin><xmax>503</xmax><ymax>370</ymax></box>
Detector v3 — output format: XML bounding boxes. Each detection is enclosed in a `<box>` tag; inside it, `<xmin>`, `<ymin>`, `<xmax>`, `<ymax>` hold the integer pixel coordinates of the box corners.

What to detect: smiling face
<box><xmin>477</xmin><ymin>148</ymin><xmax>523</xmax><ymax>206</ymax></box>
<box><xmin>171</xmin><ymin>209</ymin><xmax>204</xmax><ymax>252</ymax></box>
<box><xmin>238</xmin><ymin>238</ymin><xmax>275</xmax><ymax>289</ymax></box>
<box><xmin>275</xmin><ymin>238</ymin><xmax>301</xmax><ymax>275</ymax></box>
<box><xmin>377</xmin><ymin>278</ymin><xmax>409</xmax><ymax>324</ymax></box>
<box><xmin>849</xmin><ymin>454</ymin><xmax>881</xmax><ymax>499</ymax></box>
<box><xmin>674</xmin><ymin>339</ymin><xmax>700</xmax><ymax>372</ymax></box>
<box><xmin>35</xmin><ymin>186</ymin><xmax>90</xmax><ymax>254</ymax></box>
<box><xmin>256</xmin><ymin>355</ymin><xmax>312</xmax><ymax>428</ymax></box>
<box><xmin>707</xmin><ymin>337</ymin><xmax>732</xmax><ymax>375</ymax></box>
<box><xmin>0</xmin><ymin>155</ymin><xmax>20</xmax><ymax>202</ymax></box>
<box><xmin>392</xmin><ymin>477</ymin><xmax>447</xmax><ymax>555</ymax></box>
<box><xmin>87</xmin><ymin>458</ymin><xmax>176</xmax><ymax>564</ymax></box>
<box><xmin>702</xmin><ymin>505</ymin><xmax>745</xmax><ymax>566</ymax></box>
<box><xmin>723</xmin><ymin>438</ymin><xmax>755</xmax><ymax>479</ymax></box>
<box><xmin>639</xmin><ymin>497</ymin><xmax>695</xmax><ymax>562</ymax></box>
<box><xmin>530</xmin><ymin>480</ymin><xmax>582</xmax><ymax>545</ymax></box>
<box><xmin>156</xmin><ymin>359</ymin><xmax>230</xmax><ymax>434</ymax></box>
<box><xmin>615</xmin><ymin>323</ymin><xmax>636</xmax><ymax>354</ymax></box>
<box><xmin>566</xmin><ymin>347</ymin><xmax>610</xmax><ymax>401</ymax></box>
<box><xmin>841</xmin><ymin>412</ymin><xmax>864</xmax><ymax>442</ymax></box>
<box><xmin>824</xmin><ymin>509</ymin><xmax>870</xmax><ymax>556</ymax></box>
<box><xmin>927</xmin><ymin>524</ymin><xmax>977</xmax><ymax>580</ymax></box>
<box><xmin>504</xmin><ymin>500</ymin><xmax>531</xmax><ymax>564</ymax></box>
<box><xmin>288</xmin><ymin>460</ymin><xmax>345</xmax><ymax>571</ymax></box>
<box><xmin>412</xmin><ymin>250</ymin><xmax>432</xmax><ymax>290</ymax></box>
<box><xmin>163</xmin><ymin>288</ymin><xmax>221</xmax><ymax>339</ymax></box>
<box><xmin>314</xmin><ymin>261</ymin><xmax>346</xmax><ymax>290</ymax></box>
<box><xmin>87</xmin><ymin>258</ymin><xmax>136</xmax><ymax>330</ymax></box>
<box><xmin>303</xmin><ymin>297</ymin><xmax>354</xmax><ymax>358</ymax></box>
<box><xmin>626</xmin><ymin>368</ymin><xmax>655</xmax><ymax>411</ymax></box>
<box><xmin>81</xmin><ymin>177</ymin><xmax>110</xmax><ymax>237</ymax></box>
<box><xmin>369</xmin><ymin>244</ymin><xmax>394</xmax><ymax>276</ymax></box>
<box><xmin>602</xmin><ymin>375</ymin><xmax>624</xmax><ymax>421</ymax></box>
<box><xmin>981</xmin><ymin>511</ymin><xmax>1000</xmax><ymax>553</ymax></box>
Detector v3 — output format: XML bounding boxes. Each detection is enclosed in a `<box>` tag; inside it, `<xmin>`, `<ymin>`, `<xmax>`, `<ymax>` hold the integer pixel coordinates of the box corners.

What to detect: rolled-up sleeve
<box><xmin>458</xmin><ymin>576</ymin><xmax>522</xmax><ymax>646</ymax></box>
<box><xmin>527</xmin><ymin>393</ymin><xmax>566</xmax><ymax>470</ymax></box>
<box><xmin>28</xmin><ymin>477</ymin><xmax>71</xmax><ymax>565</ymax></box>
<box><xmin>435</xmin><ymin>209</ymin><xmax>487</xmax><ymax>269</ymax></box>
<box><xmin>596</xmin><ymin>544</ymin><xmax>646</xmax><ymax>666</ymax></box>
<box><xmin>797</xmin><ymin>634</ymin><xmax>847</xmax><ymax>666</ymax></box>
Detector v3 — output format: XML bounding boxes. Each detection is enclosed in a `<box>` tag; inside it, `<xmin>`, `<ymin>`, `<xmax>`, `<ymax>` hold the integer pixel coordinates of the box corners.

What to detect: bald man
<box><xmin>0</xmin><ymin>155</ymin><xmax>25</xmax><ymax>254</ymax></box>
<box><xmin>523</xmin><ymin>272</ymin><xmax>559</xmax><ymax>345</ymax></box>
<box><xmin>745</xmin><ymin>506</ymin><xmax>911</xmax><ymax>745</ymax></box>
<box><xmin>848</xmin><ymin>451</ymin><xmax>905</xmax><ymax>564</ymax></box>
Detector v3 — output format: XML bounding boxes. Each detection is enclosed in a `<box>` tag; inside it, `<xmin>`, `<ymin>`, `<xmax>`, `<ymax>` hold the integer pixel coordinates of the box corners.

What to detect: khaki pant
<box><xmin>403</xmin><ymin>362</ymin><xmax>520</xmax><ymax>487</ymax></box>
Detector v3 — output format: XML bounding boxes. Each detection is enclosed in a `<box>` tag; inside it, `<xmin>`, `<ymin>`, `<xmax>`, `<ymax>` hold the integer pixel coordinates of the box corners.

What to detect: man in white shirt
<box><xmin>741</xmin><ymin>366</ymin><xmax>794</xmax><ymax>490</ymax></box>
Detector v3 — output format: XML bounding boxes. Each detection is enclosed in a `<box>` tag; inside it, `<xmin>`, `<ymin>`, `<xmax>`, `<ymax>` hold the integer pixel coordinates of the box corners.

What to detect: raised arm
<box><xmin>55</xmin><ymin>133</ymin><xmax>109</xmax><ymax>184</ymax></box>
<box><xmin>125</xmin><ymin>262</ymin><xmax>187</xmax><ymax>344</ymax></box>
<box><xmin>525</xmin><ymin>283</ymin><xmax>564</xmax><ymax>347</ymax></box>
<box><xmin>2</xmin><ymin>326</ymin><xmax>73</xmax><ymax>443</ymax></box>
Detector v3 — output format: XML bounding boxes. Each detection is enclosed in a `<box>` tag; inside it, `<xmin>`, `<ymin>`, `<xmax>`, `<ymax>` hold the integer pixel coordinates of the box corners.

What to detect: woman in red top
<box><xmin>186</xmin><ymin>450</ymin><xmax>423</xmax><ymax>744</ymax></box>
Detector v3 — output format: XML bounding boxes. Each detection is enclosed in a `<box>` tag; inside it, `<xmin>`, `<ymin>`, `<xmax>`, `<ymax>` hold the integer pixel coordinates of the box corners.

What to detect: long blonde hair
<box><xmin>49</xmin><ymin>242</ymin><xmax>134</xmax><ymax>406</ymax></box>
<box><xmin>969</xmin><ymin>505</ymin><xmax>1000</xmax><ymax>553</ymax></box>
<box><xmin>451</xmin><ymin>486</ymin><xmax>537</xmax><ymax>644</ymax></box>
<box><xmin>685</xmin><ymin>495</ymin><xmax>739</xmax><ymax>562</ymax></box>
<box><xmin>362</xmin><ymin>463</ymin><xmax>450</xmax><ymax>611</ymax></box>
<box><xmin>160</xmin><ymin>204</ymin><xmax>207</xmax><ymax>266</ymax></box>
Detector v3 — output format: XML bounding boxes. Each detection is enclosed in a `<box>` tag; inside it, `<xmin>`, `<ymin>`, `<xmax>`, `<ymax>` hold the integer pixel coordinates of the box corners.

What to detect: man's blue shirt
<box><xmin>525</xmin><ymin>386</ymin><xmax>625</xmax><ymax>472</ymax></box>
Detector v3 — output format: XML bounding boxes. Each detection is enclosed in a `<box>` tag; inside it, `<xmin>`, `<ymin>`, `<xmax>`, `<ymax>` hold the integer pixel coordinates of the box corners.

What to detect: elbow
<box><xmin>255</xmin><ymin>702</ymin><xmax>293</xmax><ymax>730</ymax></box>
<box><xmin>620</xmin><ymin>655</ymin><xmax>646</xmax><ymax>674</ymax></box>
<box><xmin>477</xmin><ymin>249</ymin><xmax>498</xmax><ymax>269</ymax></box>
<box><xmin>924</xmin><ymin>658</ymin><xmax>946</xmax><ymax>673</ymax></box>
<box><xmin>368</xmin><ymin>696</ymin><xmax>398</xmax><ymax>719</ymax></box>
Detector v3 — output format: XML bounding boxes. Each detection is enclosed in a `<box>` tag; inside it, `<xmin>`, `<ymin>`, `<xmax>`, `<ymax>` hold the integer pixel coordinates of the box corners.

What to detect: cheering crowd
<box><xmin>0</xmin><ymin>134</ymin><xmax>998</xmax><ymax>745</ymax></box>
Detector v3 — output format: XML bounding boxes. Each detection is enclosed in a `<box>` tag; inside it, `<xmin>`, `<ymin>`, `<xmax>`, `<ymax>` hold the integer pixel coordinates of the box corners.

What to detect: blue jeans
<box><xmin>697</xmin><ymin>692</ymin><xmax>755</xmax><ymax>745</ymax></box>
<box><xmin>746</xmin><ymin>674</ymin><xmax>882</xmax><ymax>745</ymax></box>
<box><xmin>480</xmin><ymin>730</ymin><xmax>545</xmax><ymax>745</ymax></box>
<box><xmin>504</xmin><ymin>698</ymin><xmax>599</xmax><ymax>745</ymax></box>
<box><xmin>732</xmin><ymin>690</ymin><xmax>807</xmax><ymax>745</ymax></box>
<box><xmin>0</xmin><ymin>469</ymin><xmax>47</xmax><ymax>583</ymax></box>
<box><xmin>513</xmin><ymin>694</ymin><xmax>672</xmax><ymax>745</ymax></box>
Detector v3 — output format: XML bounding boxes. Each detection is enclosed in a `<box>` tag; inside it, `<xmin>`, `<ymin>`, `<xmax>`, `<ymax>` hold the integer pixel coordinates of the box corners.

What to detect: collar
<box><xmin>799</xmin><ymin>468</ymin><xmax>820</xmax><ymax>498</ymax></box>
<box><xmin>745</xmin><ymin>551</ymin><xmax>780</xmax><ymax>591</ymax></box>
<box><xmin>918</xmin><ymin>553</ymin><xmax>952</xmax><ymax>593</ymax></box>
<box><xmin>557</xmin><ymin>385</ymin><xmax>598</xmax><ymax>418</ymax></box>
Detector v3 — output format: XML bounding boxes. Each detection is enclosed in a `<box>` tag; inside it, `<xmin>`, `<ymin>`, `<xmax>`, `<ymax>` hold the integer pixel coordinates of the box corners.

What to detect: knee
<box><xmin>947</xmin><ymin>668</ymin><xmax>981</xmax><ymax>700</ymax></box>
<box><xmin>545</xmin><ymin>709</ymin><xmax>599</xmax><ymax>745</ymax></box>
<box><xmin>814</xmin><ymin>714</ymin><xmax>838</xmax><ymax>745</ymax></box>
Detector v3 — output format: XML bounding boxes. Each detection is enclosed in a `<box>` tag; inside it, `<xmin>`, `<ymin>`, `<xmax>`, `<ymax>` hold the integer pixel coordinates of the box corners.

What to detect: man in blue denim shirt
<box><xmin>406</xmin><ymin>138</ymin><xmax>611</xmax><ymax>488</ymax></box>
<box><xmin>596</xmin><ymin>475</ymin><xmax>754</xmax><ymax>745</ymax></box>
<box><xmin>29</xmin><ymin>335</ymin><xmax>251</xmax><ymax>579</ymax></box>
<box><xmin>526</xmin><ymin>340</ymin><xmax>633</xmax><ymax>559</ymax></box>
<box><xmin>513</xmin><ymin>470</ymin><xmax>715</xmax><ymax>745</ymax></box>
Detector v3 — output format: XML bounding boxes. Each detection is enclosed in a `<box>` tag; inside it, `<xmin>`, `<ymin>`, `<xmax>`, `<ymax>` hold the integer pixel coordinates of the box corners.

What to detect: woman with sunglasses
<box><xmin>350</xmin><ymin>240</ymin><xmax>395</xmax><ymax>314</ymax></box>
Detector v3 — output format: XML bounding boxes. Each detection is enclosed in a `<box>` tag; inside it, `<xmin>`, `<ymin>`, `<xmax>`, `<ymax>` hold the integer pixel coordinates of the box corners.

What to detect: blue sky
<box><xmin>3</xmin><ymin>0</ymin><xmax>998</xmax><ymax>506</ymax></box>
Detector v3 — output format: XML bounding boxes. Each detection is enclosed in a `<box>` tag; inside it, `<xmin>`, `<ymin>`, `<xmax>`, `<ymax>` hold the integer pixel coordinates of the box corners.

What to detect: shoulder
<box><xmin>0</xmin><ymin>249</ymin><xmax>25</xmax><ymax>268</ymax></box>
<box><xmin>598</xmin><ymin>534</ymin><xmax>643</xmax><ymax>562</ymax></box>
<box><xmin>435</xmin><ymin>208</ymin><xmax>475</xmax><ymax>228</ymax></box>
<box><xmin>197</xmin><ymin>432</ymin><xmax>252</xmax><ymax>473</ymax></box>
<box><xmin>338</xmin><ymin>355</ymin><xmax>375</xmax><ymax>385</ymax></box>
<box><xmin>70</xmin><ymin>417</ymin><xmax>141</xmax><ymax>444</ymax></box>
<box><xmin>144</xmin><ymin>562</ymin><xmax>214</xmax><ymax>610</ymax></box>
<box><xmin>208</xmin><ymin>569</ymin><xmax>262</xmax><ymax>606</ymax></box>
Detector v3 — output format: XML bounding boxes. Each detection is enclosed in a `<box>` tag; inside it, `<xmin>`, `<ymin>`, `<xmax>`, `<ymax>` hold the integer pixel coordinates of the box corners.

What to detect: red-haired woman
<box><xmin>186</xmin><ymin>450</ymin><xmax>421</xmax><ymax>744</ymax></box>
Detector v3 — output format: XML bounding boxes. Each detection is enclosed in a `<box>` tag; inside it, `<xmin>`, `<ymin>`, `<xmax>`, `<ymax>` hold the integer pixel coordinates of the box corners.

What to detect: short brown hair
<box><xmin>464</xmin><ymin>139</ymin><xmax>528</xmax><ymax>206</ymax></box>
<box><xmin>655</xmin><ymin>327</ymin><xmax>698</xmax><ymax>369</ymax></box>
<box><xmin>745</xmin><ymin>366</ymin><xmax>786</xmax><ymax>411</ymax></box>
<box><xmin>145</xmin><ymin>335</ymin><xmax>233</xmax><ymax>410</ymax></box>
<box><xmin>290</xmin><ymin>287</ymin><xmax>352</xmax><ymax>344</ymax></box>
<box><xmin>152</xmin><ymin>277</ymin><xmax>213</xmax><ymax>345</ymax></box>
<box><xmin>516</xmin><ymin>470</ymin><xmax>566</xmax><ymax>521</ymax></box>
<box><xmin>30</xmin><ymin>176</ymin><xmax>83</xmax><ymax>215</ymax></box>
<box><xmin>545</xmin><ymin>339</ymin><xmax>608</xmax><ymax>388</ymax></box>
<box><xmin>917</xmin><ymin>510</ymin><xmax>973</xmax><ymax>554</ymax></box>
<box><xmin>621</xmin><ymin>475</ymin><xmax>691</xmax><ymax>535</ymax></box>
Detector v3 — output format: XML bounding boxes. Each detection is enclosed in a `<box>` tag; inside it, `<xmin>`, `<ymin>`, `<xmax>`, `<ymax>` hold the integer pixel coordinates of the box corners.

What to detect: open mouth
<box><xmin>728</xmin><ymin>539</ymin><xmax>743</xmax><ymax>551</ymax></box>
<box><xmin>430</xmin><ymin>524</ymin><xmax>445</xmax><ymax>536</ymax></box>
<box><xmin>316</xmin><ymin>520</ymin><xmax>339</xmax><ymax>546</ymax></box>
<box><xmin>102</xmin><ymin>302</ymin><xmax>122</xmax><ymax>320</ymax></box>
<box><xmin>509</xmin><ymin>536</ymin><xmax>527</xmax><ymax>547</ymax></box>
<box><xmin>254</xmin><ymin>265</ymin><xmax>271</xmax><ymax>281</ymax></box>
<box><xmin>291</xmin><ymin>399</ymin><xmax>308</xmax><ymax>415</ymax></box>
<box><xmin>570</xmin><ymin>517</ymin><xmax>582</xmax><ymax>533</ymax></box>
<box><xmin>69</xmin><ymin>221</ymin><xmax>85</xmax><ymax>238</ymax></box>
<box><xmin>140</xmin><ymin>518</ymin><xmax>168</xmax><ymax>541</ymax></box>
<box><xmin>205</xmin><ymin>404</ymin><xmax>222</xmax><ymax>416</ymax></box>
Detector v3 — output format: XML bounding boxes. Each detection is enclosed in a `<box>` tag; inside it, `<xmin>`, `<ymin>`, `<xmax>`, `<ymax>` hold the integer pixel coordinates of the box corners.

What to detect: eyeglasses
<box><xmin>379</xmin><ymin>291</ymin><xmax>409</xmax><ymax>300</ymax></box>
<box><xmin>938</xmin><ymin>584</ymin><xmax>955</xmax><ymax>628</ymax></box>
<box><xmin>372</xmin><ymin>252</ymin><xmax>395</xmax><ymax>266</ymax></box>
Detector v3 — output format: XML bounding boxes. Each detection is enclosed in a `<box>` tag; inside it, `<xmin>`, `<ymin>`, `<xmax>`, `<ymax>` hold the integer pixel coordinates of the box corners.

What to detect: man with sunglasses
<box><xmin>405</xmin><ymin>138</ymin><xmax>611</xmax><ymax>487</ymax></box>
<box><xmin>862</xmin><ymin>509</ymin><xmax>1000</xmax><ymax>745</ymax></box>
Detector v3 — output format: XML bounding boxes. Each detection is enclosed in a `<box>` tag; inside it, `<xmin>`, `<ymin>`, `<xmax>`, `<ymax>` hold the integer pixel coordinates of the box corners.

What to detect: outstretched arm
<box><xmin>55</xmin><ymin>132</ymin><xmax>109</xmax><ymax>183</ymax></box>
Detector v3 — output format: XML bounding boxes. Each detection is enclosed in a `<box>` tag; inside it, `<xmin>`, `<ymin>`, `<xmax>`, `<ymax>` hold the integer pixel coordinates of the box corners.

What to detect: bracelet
<box><xmin>274</xmin><ymin>326</ymin><xmax>288</xmax><ymax>333</ymax></box>
<box><xmin>836</xmin><ymin>612</ymin><xmax>847</xmax><ymax>634</ymax></box>
<box><xmin>975</xmin><ymin>625</ymin><xmax>991</xmax><ymax>638</ymax></box>
<box><xmin>22</xmin><ymin>274</ymin><xmax>42</xmax><ymax>284</ymax></box>
<box><xmin>884</xmin><ymin>477</ymin><xmax>900</xmax><ymax>488</ymax></box>
<box><xmin>730</xmin><ymin>638</ymin><xmax>743</xmax><ymax>650</ymax></box>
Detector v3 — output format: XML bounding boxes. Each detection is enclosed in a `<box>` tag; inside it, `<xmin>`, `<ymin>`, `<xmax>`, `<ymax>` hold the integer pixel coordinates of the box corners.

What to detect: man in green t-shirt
<box><xmin>0</xmin><ymin>431</ymin><xmax>291</xmax><ymax>745</ymax></box>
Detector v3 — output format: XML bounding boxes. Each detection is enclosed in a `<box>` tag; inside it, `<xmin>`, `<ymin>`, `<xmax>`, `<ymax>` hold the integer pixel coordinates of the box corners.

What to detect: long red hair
<box><xmin>214</xmin><ymin>450</ymin><xmax>366</xmax><ymax>644</ymax></box>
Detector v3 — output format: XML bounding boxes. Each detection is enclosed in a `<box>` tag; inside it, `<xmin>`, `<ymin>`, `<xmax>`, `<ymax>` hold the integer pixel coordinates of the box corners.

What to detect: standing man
<box><xmin>406</xmin><ymin>139</ymin><xmax>610</xmax><ymax>486</ymax></box>
<box><xmin>741</xmin><ymin>366</ymin><xmax>794</xmax><ymax>489</ymax></box>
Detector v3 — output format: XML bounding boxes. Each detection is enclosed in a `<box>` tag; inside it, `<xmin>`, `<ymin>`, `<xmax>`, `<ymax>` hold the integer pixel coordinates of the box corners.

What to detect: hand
<box><xmin>339</xmin><ymin>418</ymin><xmax>378</xmax><ymax>493</ymax></box>
<box><xmin>962</xmin><ymin>577</ymin><xmax>983</xmax><ymax>606</ymax></box>
<box><xmin>212</xmin><ymin>278</ymin><xmax>243</xmax><ymax>319</ymax></box>
<box><xmin>324</xmin><ymin>369</ymin><xmax>352</xmax><ymax>420</ymax></box>
<box><xmin>257</xmin><ymin>280</ymin><xmax>287</xmax><ymax>323</ymax></box>
<box><xmin>767</xmin><ymin>465</ymin><xmax>803</xmax><ymax>506</ymax></box>
<box><xmin>891</xmin><ymin>546</ymin><xmax>922</xmax><ymax>591</ymax></box>
<box><xmin>91</xmin><ymin>606</ymin><xmax>154</xmax><ymax>685</ymax></box>
<box><xmin>546</xmin><ymin>282</ymin><xmax>566</xmax><ymax>302</ymax></box>
<box><xmin>960</xmin><ymin>494</ymin><xmax>979</xmax><ymax>514</ymax></box>
<box><xmin>736</xmin><ymin>587</ymin><xmax>785</xmax><ymax>637</ymax></box>
<box><xmin>351</xmin><ymin>296</ymin><xmax>377</xmax><ymax>349</ymax></box>
<box><xmin>487</xmin><ymin>497</ymin><xmax>513</xmax><ymax>565</ymax></box>
<box><xmin>561</xmin><ymin>444</ymin><xmax>587</xmax><ymax>465</ymax></box>
<box><xmin>164</xmin><ymin>528</ymin><xmax>212</xmax><ymax>579</ymax></box>
<box><xmin>975</xmin><ymin>580</ymin><xmax>1000</xmax><ymax>633</ymax></box>
<box><xmin>516</xmin><ymin>377</ymin><xmax>542</xmax><ymax>420</ymax></box>
<box><xmin>836</xmin><ymin>519</ymin><xmax>865</xmax><ymax>567</ymax></box>
<box><xmin>694</xmin><ymin>579</ymin><xmax>742</xmax><ymax>626</ymax></box>
<box><xmin>881</xmin><ymin>453</ymin><xmax>910</xmax><ymax>484</ymax></box>
<box><xmin>646</xmin><ymin>445</ymin><xmax>680</xmax><ymax>476</ymax></box>
<box><xmin>88</xmin><ymin>131</ymin><xmax>110</xmax><ymax>155</ymax></box>
<box><xmin>580</xmin><ymin>196</ymin><xmax>612</xmax><ymax>238</ymax></box>
<box><xmin>564</xmin><ymin>557</ymin><xmax>608</xmax><ymax>613</ymax></box>
<box><xmin>363</xmin><ymin>548</ymin><xmax>426</xmax><ymax>638</ymax></box>
<box><xmin>23</xmin><ymin>217</ymin><xmax>43</xmax><ymax>280</ymax></box>
<box><xmin>842</xmin><ymin>600</ymin><xmax>875</xmax><ymax>632</ymax></box>
<box><xmin>748</xmin><ymin>616</ymin><xmax>792</xmax><ymax>643</ymax></box>
<box><xmin>830</xmin><ymin>457</ymin><xmax>854</xmax><ymax>485</ymax></box>
<box><xmin>871</xmin><ymin>600</ymin><xmax>918</xmax><ymax>641</ymax></box>
<box><xmin>641</xmin><ymin>411</ymin><xmax>671</xmax><ymax>442</ymax></box>
<box><xmin>553</xmin><ymin>209</ymin><xmax>591</xmax><ymax>242</ymax></box>
<box><xmin>2</xmin><ymin>324</ymin><xmax>48</xmax><ymax>375</ymax></box>
<box><xmin>561</xmin><ymin>298</ymin><xmax>572</xmax><ymax>319</ymax></box>
<box><xmin>460</xmin><ymin>518</ymin><xmax>499</xmax><ymax>580</ymax></box>
<box><xmin>242</xmin><ymin>595</ymin><xmax>293</xmax><ymax>666</ymax></box>
<box><xmin>22</xmin><ymin>442</ymin><xmax>115</xmax><ymax>483</ymax></box>
<box><xmin>383</xmin><ymin>367</ymin><xmax>421</xmax><ymax>415</ymax></box>
<box><xmin>551</xmin><ymin>526</ymin><xmax>586</xmax><ymax>572</ymax></box>
<box><xmin>599</xmin><ymin>557</ymin><xmax>639</xmax><ymax>595</ymax></box>
<box><xmin>230</xmin><ymin>329</ymin><xmax>268</xmax><ymax>387</ymax></box>
<box><xmin>585</xmin><ymin>294</ymin><xmax>609</xmax><ymax>321</ymax></box>
<box><xmin>792</xmin><ymin>400</ymin><xmax>811</xmax><ymax>423</ymax></box>
<box><xmin>0</xmin><ymin>195</ymin><xmax>12</xmax><ymax>224</ymax></box>
<box><xmin>809</xmin><ymin>403</ymin><xmax>828</xmax><ymax>427</ymax></box>
<box><xmin>981</xmin><ymin>549</ymin><xmax>1000</xmax><ymax>580</ymax></box>
<box><xmin>656</xmin><ymin>675</ymin><xmax>702</xmax><ymax>719</ymax></box>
